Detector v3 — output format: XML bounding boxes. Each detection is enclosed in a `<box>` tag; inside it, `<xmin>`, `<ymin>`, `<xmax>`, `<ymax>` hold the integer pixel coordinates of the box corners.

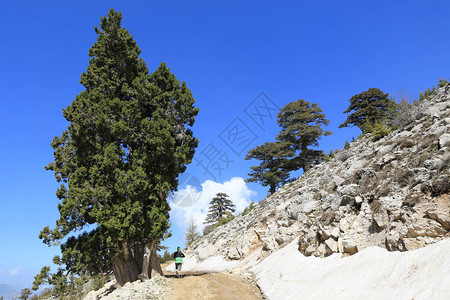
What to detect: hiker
<box><xmin>173</xmin><ymin>246</ymin><xmax>185</xmax><ymax>278</ymax></box>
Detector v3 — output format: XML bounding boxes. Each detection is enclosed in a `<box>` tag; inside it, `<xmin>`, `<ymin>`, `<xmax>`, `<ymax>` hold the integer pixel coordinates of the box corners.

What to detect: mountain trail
<box><xmin>165</xmin><ymin>272</ymin><xmax>262</xmax><ymax>300</ymax></box>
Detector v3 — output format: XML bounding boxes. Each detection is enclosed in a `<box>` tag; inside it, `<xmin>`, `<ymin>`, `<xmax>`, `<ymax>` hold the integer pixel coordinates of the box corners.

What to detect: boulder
<box><xmin>316</xmin><ymin>243</ymin><xmax>327</xmax><ymax>257</ymax></box>
<box><xmin>325</xmin><ymin>238</ymin><xmax>338</xmax><ymax>253</ymax></box>
<box><xmin>439</xmin><ymin>133</ymin><xmax>450</xmax><ymax>148</ymax></box>
<box><xmin>333</xmin><ymin>176</ymin><xmax>345</xmax><ymax>187</ymax></box>
<box><xmin>426</xmin><ymin>209</ymin><xmax>450</xmax><ymax>230</ymax></box>
<box><xmin>304</xmin><ymin>244</ymin><xmax>317</xmax><ymax>256</ymax></box>
<box><xmin>342</xmin><ymin>236</ymin><xmax>358</xmax><ymax>255</ymax></box>
<box><xmin>330</xmin><ymin>227</ymin><xmax>340</xmax><ymax>240</ymax></box>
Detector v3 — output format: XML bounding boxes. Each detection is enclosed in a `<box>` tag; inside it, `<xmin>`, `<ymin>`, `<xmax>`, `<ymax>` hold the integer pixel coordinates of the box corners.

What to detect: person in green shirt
<box><xmin>172</xmin><ymin>247</ymin><xmax>185</xmax><ymax>278</ymax></box>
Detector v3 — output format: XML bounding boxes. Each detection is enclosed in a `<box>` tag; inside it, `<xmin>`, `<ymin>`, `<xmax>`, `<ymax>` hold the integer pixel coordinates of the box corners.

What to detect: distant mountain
<box><xmin>0</xmin><ymin>284</ymin><xmax>17</xmax><ymax>300</ymax></box>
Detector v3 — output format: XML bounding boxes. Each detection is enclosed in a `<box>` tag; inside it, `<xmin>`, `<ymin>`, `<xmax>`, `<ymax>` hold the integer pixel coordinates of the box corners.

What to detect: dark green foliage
<box><xmin>158</xmin><ymin>250</ymin><xmax>172</xmax><ymax>263</ymax></box>
<box><xmin>344</xmin><ymin>140</ymin><xmax>350</xmax><ymax>149</ymax></box>
<box><xmin>438</xmin><ymin>78</ymin><xmax>449</xmax><ymax>88</ymax></box>
<box><xmin>217</xmin><ymin>215</ymin><xmax>235</xmax><ymax>226</ymax></box>
<box><xmin>324</xmin><ymin>149</ymin><xmax>335</xmax><ymax>162</ymax></box>
<box><xmin>417</xmin><ymin>78</ymin><xmax>448</xmax><ymax>102</ymax></box>
<box><xmin>418</xmin><ymin>86</ymin><xmax>436</xmax><ymax>101</ymax></box>
<box><xmin>37</xmin><ymin>9</ymin><xmax>198</xmax><ymax>290</ymax></box>
<box><xmin>241</xmin><ymin>201</ymin><xmax>255</xmax><ymax>216</ymax></box>
<box><xmin>339</xmin><ymin>88</ymin><xmax>396</xmax><ymax>133</ymax></box>
<box><xmin>204</xmin><ymin>193</ymin><xmax>236</xmax><ymax>225</ymax></box>
<box><xmin>245</xmin><ymin>142</ymin><xmax>290</xmax><ymax>194</ymax></box>
<box><xmin>276</xmin><ymin>99</ymin><xmax>332</xmax><ymax>172</ymax></box>
<box><xmin>363</xmin><ymin>121</ymin><xmax>392</xmax><ymax>141</ymax></box>
<box><xmin>246</xmin><ymin>99</ymin><xmax>331</xmax><ymax>193</ymax></box>
<box><xmin>18</xmin><ymin>288</ymin><xmax>32</xmax><ymax>300</ymax></box>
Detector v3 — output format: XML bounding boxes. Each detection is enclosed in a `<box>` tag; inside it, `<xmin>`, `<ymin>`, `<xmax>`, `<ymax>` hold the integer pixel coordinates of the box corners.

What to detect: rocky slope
<box><xmin>174</xmin><ymin>85</ymin><xmax>450</xmax><ymax>298</ymax></box>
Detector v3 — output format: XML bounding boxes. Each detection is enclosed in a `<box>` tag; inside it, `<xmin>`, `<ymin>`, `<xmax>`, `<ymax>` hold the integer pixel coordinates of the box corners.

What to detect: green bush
<box><xmin>362</xmin><ymin>121</ymin><xmax>391</xmax><ymax>141</ymax></box>
<box><xmin>217</xmin><ymin>215</ymin><xmax>235</xmax><ymax>226</ymax></box>
<box><xmin>241</xmin><ymin>201</ymin><xmax>255</xmax><ymax>216</ymax></box>
<box><xmin>344</xmin><ymin>140</ymin><xmax>351</xmax><ymax>149</ymax></box>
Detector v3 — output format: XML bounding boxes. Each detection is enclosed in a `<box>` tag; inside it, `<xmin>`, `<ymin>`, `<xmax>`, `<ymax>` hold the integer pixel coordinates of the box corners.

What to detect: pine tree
<box><xmin>245</xmin><ymin>99</ymin><xmax>331</xmax><ymax>194</ymax></box>
<box><xmin>276</xmin><ymin>99</ymin><xmax>332</xmax><ymax>172</ymax></box>
<box><xmin>339</xmin><ymin>88</ymin><xmax>396</xmax><ymax>133</ymax></box>
<box><xmin>18</xmin><ymin>288</ymin><xmax>32</xmax><ymax>300</ymax></box>
<box><xmin>185</xmin><ymin>215</ymin><xmax>200</xmax><ymax>248</ymax></box>
<box><xmin>204</xmin><ymin>193</ymin><xmax>236</xmax><ymax>225</ymax></box>
<box><xmin>245</xmin><ymin>141</ymin><xmax>290</xmax><ymax>194</ymax></box>
<box><xmin>35</xmin><ymin>9</ymin><xmax>199</xmax><ymax>288</ymax></box>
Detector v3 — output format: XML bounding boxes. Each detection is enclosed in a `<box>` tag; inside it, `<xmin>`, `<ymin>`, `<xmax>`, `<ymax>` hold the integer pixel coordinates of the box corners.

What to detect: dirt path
<box><xmin>164</xmin><ymin>271</ymin><xmax>262</xmax><ymax>300</ymax></box>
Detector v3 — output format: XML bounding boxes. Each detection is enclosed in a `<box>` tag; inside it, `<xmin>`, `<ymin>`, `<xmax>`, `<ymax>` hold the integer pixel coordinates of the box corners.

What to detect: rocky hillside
<box><xmin>188</xmin><ymin>85</ymin><xmax>450</xmax><ymax>263</ymax></box>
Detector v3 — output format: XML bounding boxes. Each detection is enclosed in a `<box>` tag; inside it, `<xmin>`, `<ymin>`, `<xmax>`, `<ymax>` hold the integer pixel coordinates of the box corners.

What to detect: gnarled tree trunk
<box><xmin>112</xmin><ymin>239</ymin><xmax>164</xmax><ymax>286</ymax></box>
<box><xmin>112</xmin><ymin>242</ymin><xmax>140</xmax><ymax>286</ymax></box>
<box><xmin>138</xmin><ymin>240</ymin><xmax>163</xmax><ymax>281</ymax></box>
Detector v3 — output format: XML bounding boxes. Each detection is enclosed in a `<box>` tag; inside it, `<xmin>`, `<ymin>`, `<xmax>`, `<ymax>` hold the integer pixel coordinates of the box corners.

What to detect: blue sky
<box><xmin>1</xmin><ymin>0</ymin><xmax>450</xmax><ymax>290</ymax></box>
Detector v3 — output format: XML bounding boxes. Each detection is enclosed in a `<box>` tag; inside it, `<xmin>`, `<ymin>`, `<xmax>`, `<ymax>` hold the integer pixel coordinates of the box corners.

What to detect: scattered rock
<box><xmin>342</xmin><ymin>236</ymin><xmax>358</xmax><ymax>255</ymax></box>
<box><xmin>426</xmin><ymin>209</ymin><xmax>450</xmax><ymax>230</ymax></box>
<box><xmin>325</xmin><ymin>238</ymin><xmax>338</xmax><ymax>253</ymax></box>
<box><xmin>438</xmin><ymin>133</ymin><xmax>450</xmax><ymax>148</ymax></box>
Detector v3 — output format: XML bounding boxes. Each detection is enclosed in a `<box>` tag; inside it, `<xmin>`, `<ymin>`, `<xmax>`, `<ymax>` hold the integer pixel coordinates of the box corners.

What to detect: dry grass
<box><xmin>398</xmin><ymin>138</ymin><xmax>415</xmax><ymax>148</ymax></box>
<box><xmin>431</xmin><ymin>174</ymin><xmax>450</xmax><ymax>196</ymax></box>
<box><xmin>403</xmin><ymin>193</ymin><xmax>422</xmax><ymax>207</ymax></box>
<box><xmin>418</xmin><ymin>134</ymin><xmax>437</xmax><ymax>151</ymax></box>
<box><xmin>369</xmin><ymin>199</ymin><xmax>383</xmax><ymax>214</ymax></box>
<box><xmin>377</xmin><ymin>181</ymin><xmax>391</xmax><ymax>197</ymax></box>
<box><xmin>394</xmin><ymin>168</ymin><xmax>415</xmax><ymax>187</ymax></box>
<box><xmin>318</xmin><ymin>211</ymin><xmax>335</xmax><ymax>225</ymax></box>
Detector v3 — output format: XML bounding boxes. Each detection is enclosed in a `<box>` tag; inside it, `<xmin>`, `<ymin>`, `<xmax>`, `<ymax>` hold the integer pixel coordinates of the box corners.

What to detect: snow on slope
<box><xmin>252</xmin><ymin>237</ymin><xmax>450</xmax><ymax>300</ymax></box>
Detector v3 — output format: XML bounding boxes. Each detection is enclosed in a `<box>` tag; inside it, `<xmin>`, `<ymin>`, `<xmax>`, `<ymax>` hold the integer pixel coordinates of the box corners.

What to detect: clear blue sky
<box><xmin>1</xmin><ymin>0</ymin><xmax>449</xmax><ymax>290</ymax></box>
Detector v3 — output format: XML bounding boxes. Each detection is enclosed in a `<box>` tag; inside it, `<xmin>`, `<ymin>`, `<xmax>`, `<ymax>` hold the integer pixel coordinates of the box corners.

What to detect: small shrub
<box><xmin>324</xmin><ymin>149</ymin><xmax>335</xmax><ymax>162</ymax></box>
<box><xmin>398</xmin><ymin>138</ymin><xmax>415</xmax><ymax>148</ymax></box>
<box><xmin>418</xmin><ymin>86</ymin><xmax>436</xmax><ymax>101</ymax></box>
<box><xmin>369</xmin><ymin>199</ymin><xmax>382</xmax><ymax>214</ymax></box>
<box><xmin>217</xmin><ymin>215</ymin><xmax>235</xmax><ymax>226</ymax></box>
<box><xmin>241</xmin><ymin>201</ymin><xmax>255</xmax><ymax>216</ymax></box>
<box><xmin>392</xmin><ymin>98</ymin><xmax>427</xmax><ymax>128</ymax></box>
<box><xmin>418</xmin><ymin>135</ymin><xmax>437</xmax><ymax>151</ymax></box>
<box><xmin>394</xmin><ymin>168</ymin><xmax>414</xmax><ymax>187</ymax></box>
<box><xmin>403</xmin><ymin>193</ymin><xmax>422</xmax><ymax>207</ymax></box>
<box><xmin>344</xmin><ymin>140</ymin><xmax>351</xmax><ymax>149</ymax></box>
<box><xmin>438</xmin><ymin>78</ymin><xmax>449</xmax><ymax>88</ymax></box>
<box><xmin>203</xmin><ymin>224</ymin><xmax>215</xmax><ymax>236</ymax></box>
<box><xmin>93</xmin><ymin>275</ymin><xmax>106</xmax><ymax>291</ymax></box>
<box><xmin>313</xmin><ymin>191</ymin><xmax>322</xmax><ymax>200</ymax></box>
<box><xmin>377</xmin><ymin>181</ymin><xmax>391</xmax><ymax>197</ymax></box>
<box><xmin>368</xmin><ymin>121</ymin><xmax>392</xmax><ymax>141</ymax></box>
<box><xmin>431</xmin><ymin>174</ymin><xmax>450</xmax><ymax>196</ymax></box>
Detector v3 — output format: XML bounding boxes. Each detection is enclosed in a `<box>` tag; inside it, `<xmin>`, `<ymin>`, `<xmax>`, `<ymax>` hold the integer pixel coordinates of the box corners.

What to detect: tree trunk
<box><xmin>138</xmin><ymin>242</ymin><xmax>152</xmax><ymax>281</ymax></box>
<box><xmin>112</xmin><ymin>240</ymin><xmax>164</xmax><ymax>285</ymax></box>
<box><xmin>269</xmin><ymin>184</ymin><xmax>276</xmax><ymax>195</ymax></box>
<box><xmin>149</xmin><ymin>243</ymin><xmax>164</xmax><ymax>277</ymax></box>
<box><xmin>138</xmin><ymin>240</ymin><xmax>164</xmax><ymax>281</ymax></box>
<box><xmin>112</xmin><ymin>242</ymin><xmax>140</xmax><ymax>286</ymax></box>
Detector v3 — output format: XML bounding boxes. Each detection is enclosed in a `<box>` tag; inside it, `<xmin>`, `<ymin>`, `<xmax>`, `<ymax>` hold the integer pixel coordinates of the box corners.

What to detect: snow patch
<box><xmin>252</xmin><ymin>238</ymin><xmax>450</xmax><ymax>300</ymax></box>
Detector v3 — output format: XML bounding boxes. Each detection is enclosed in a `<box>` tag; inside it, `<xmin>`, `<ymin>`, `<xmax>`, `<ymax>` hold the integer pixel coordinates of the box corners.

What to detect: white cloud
<box><xmin>169</xmin><ymin>177</ymin><xmax>257</xmax><ymax>234</ymax></box>
<box><xmin>9</xmin><ymin>266</ymin><xmax>24</xmax><ymax>276</ymax></box>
